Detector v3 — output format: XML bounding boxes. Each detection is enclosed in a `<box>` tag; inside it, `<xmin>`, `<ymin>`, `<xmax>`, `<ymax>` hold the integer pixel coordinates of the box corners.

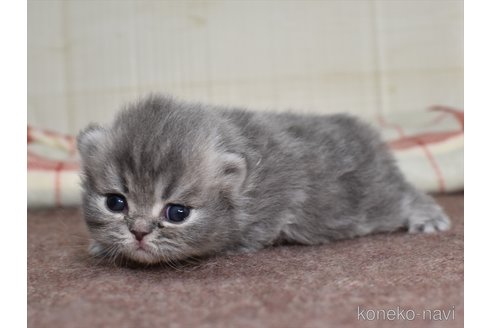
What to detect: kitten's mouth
<box><xmin>136</xmin><ymin>243</ymin><xmax>148</xmax><ymax>251</ymax></box>
<box><xmin>133</xmin><ymin>242</ymin><xmax>154</xmax><ymax>254</ymax></box>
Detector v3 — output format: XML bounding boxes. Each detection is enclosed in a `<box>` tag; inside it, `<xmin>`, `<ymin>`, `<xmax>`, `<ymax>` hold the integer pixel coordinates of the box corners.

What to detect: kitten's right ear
<box><xmin>77</xmin><ymin>123</ymin><xmax>106</xmax><ymax>158</ymax></box>
<box><xmin>216</xmin><ymin>152</ymin><xmax>248</xmax><ymax>194</ymax></box>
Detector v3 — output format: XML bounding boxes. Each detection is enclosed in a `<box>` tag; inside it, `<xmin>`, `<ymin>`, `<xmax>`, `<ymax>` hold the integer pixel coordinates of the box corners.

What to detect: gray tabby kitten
<box><xmin>77</xmin><ymin>94</ymin><xmax>450</xmax><ymax>264</ymax></box>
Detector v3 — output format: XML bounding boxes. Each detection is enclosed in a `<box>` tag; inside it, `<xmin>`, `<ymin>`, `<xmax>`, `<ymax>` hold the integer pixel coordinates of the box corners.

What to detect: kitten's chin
<box><xmin>126</xmin><ymin>248</ymin><xmax>162</xmax><ymax>265</ymax></box>
<box><xmin>88</xmin><ymin>239</ymin><xmax>168</xmax><ymax>265</ymax></box>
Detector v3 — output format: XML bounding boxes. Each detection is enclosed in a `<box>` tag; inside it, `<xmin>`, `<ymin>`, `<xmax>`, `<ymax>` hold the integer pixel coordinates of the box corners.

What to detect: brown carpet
<box><xmin>28</xmin><ymin>193</ymin><xmax>463</xmax><ymax>328</ymax></box>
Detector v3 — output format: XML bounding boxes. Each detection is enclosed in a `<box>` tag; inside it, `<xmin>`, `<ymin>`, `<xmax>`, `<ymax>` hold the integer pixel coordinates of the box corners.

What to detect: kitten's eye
<box><xmin>106</xmin><ymin>194</ymin><xmax>127</xmax><ymax>212</ymax></box>
<box><xmin>164</xmin><ymin>204</ymin><xmax>190</xmax><ymax>223</ymax></box>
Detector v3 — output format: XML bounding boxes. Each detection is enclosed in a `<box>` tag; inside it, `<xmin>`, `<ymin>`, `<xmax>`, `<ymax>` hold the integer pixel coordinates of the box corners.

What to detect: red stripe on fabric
<box><xmin>28</xmin><ymin>165</ymin><xmax>79</xmax><ymax>172</ymax></box>
<box><xmin>428</xmin><ymin>111</ymin><xmax>448</xmax><ymax>126</ymax></box>
<box><xmin>68</xmin><ymin>138</ymin><xmax>77</xmax><ymax>156</ymax></box>
<box><xmin>27</xmin><ymin>126</ymin><xmax>33</xmax><ymax>143</ymax></box>
<box><xmin>378</xmin><ymin>113</ymin><xmax>448</xmax><ymax>192</ymax></box>
<box><xmin>429</xmin><ymin>106</ymin><xmax>464</xmax><ymax>130</ymax></box>
<box><xmin>377</xmin><ymin>114</ymin><xmax>405</xmax><ymax>138</ymax></box>
<box><xmin>54</xmin><ymin>162</ymin><xmax>63</xmax><ymax>207</ymax></box>
<box><xmin>28</xmin><ymin>125</ymin><xmax>76</xmax><ymax>143</ymax></box>
<box><xmin>27</xmin><ymin>151</ymin><xmax>79</xmax><ymax>171</ymax></box>
<box><xmin>417</xmin><ymin>141</ymin><xmax>446</xmax><ymax>193</ymax></box>
<box><xmin>36</xmin><ymin>127</ymin><xmax>66</xmax><ymax>138</ymax></box>
<box><xmin>389</xmin><ymin>130</ymin><xmax>463</xmax><ymax>150</ymax></box>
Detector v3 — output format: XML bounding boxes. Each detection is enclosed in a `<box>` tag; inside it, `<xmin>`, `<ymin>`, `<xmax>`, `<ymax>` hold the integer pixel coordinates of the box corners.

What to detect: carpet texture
<box><xmin>28</xmin><ymin>193</ymin><xmax>463</xmax><ymax>328</ymax></box>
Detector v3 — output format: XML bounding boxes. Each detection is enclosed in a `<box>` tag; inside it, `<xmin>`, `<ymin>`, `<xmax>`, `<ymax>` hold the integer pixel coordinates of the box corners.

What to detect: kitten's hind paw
<box><xmin>407</xmin><ymin>212</ymin><xmax>451</xmax><ymax>234</ymax></box>
<box><xmin>401</xmin><ymin>192</ymin><xmax>451</xmax><ymax>234</ymax></box>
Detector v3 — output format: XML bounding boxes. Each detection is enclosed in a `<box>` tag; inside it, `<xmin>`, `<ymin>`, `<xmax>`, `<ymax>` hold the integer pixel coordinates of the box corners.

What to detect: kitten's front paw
<box><xmin>407</xmin><ymin>212</ymin><xmax>451</xmax><ymax>234</ymax></box>
<box><xmin>88</xmin><ymin>239</ymin><xmax>106</xmax><ymax>257</ymax></box>
<box><xmin>225</xmin><ymin>244</ymin><xmax>261</xmax><ymax>256</ymax></box>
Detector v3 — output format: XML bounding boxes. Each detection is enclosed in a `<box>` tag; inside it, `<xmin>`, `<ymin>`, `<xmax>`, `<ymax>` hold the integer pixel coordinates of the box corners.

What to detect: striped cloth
<box><xmin>27</xmin><ymin>126</ymin><xmax>80</xmax><ymax>207</ymax></box>
<box><xmin>27</xmin><ymin>106</ymin><xmax>463</xmax><ymax>207</ymax></box>
<box><xmin>369</xmin><ymin>106</ymin><xmax>463</xmax><ymax>193</ymax></box>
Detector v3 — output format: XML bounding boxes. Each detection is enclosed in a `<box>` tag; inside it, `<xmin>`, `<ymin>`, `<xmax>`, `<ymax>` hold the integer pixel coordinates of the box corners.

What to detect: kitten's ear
<box><xmin>218</xmin><ymin>153</ymin><xmax>247</xmax><ymax>192</ymax></box>
<box><xmin>77</xmin><ymin>123</ymin><xmax>106</xmax><ymax>158</ymax></box>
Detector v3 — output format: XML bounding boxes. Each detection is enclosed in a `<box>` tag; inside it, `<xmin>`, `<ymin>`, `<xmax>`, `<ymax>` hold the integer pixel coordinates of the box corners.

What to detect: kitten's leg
<box><xmin>401</xmin><ymin>190</ymin><xmax>451</xmax><ymax>233</ymax></box>
<box><xmin>225</xmin><ymin>245</ymin><xmax>261</xmax><ymax>255</ymax></box>
<box><xmin>88</xmin><ymin>239</ymin><xmax>106</xmax><ymax>257</ymax></box>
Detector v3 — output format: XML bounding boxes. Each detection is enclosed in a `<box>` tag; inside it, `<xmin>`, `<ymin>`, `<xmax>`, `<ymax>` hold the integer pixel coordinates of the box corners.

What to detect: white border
<box><xmin>0</xmin><ymin>0</ymin><xmax>27</xmax><ymax>326</ymax></box>
<box><xmin>465</xmin><ymin>1</ymin><xmax>492</xmax><ymax>327</ymax></box>
<box><xmin>16</xmin><ymin>1</ymin><xmax>477</xmax><ymax>327</ymax></box>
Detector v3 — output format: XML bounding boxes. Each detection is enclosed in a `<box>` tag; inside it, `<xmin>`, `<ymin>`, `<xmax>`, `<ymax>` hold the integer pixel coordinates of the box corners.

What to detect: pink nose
<box><xmin>130</xmin><ymin>229</ymin><xmax>150</xmax><ymax>241</ymax></box>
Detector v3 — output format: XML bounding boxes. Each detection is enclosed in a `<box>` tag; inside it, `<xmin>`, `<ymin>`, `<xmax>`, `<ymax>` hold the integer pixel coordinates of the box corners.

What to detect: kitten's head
<box><xmin>77</xmin><ymin>95</ymin><xmax>247</xmax><ymax>264</ymax></box>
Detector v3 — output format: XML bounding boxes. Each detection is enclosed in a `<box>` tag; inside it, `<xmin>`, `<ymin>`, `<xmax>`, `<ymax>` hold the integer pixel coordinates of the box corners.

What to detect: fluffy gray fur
<box><xmin>77</xmin><ymin>94</ymin><xmax>450</xmax><ymax>265</ymax></box>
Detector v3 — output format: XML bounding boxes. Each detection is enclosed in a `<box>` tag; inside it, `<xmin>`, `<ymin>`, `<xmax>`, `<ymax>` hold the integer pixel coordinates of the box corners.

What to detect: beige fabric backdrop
<box><xmin>28</xmin><ymin>0</ymin><xmax>463</xmax><ymax>135</ymax></box>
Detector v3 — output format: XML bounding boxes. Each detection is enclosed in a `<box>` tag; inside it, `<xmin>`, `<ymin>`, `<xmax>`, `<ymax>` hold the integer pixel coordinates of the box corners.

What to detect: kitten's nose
<box><xmin>130</xmin><ymin>218</ymin><xmax>154</xmax><ymax>241</ymax></box>
<box><xmin>130</xmin><ymin>229</ymin><xmax>150</xmax><ymax>241</ymax></box>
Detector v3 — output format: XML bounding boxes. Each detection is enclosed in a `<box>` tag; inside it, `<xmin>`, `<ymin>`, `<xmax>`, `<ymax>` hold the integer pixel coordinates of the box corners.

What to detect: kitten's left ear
<box><xmin>77</xmin><ymin>123</ymin><xmax>106</xmax><ymax>159</ymax></box>
<box><xmin>218</xmin><ymin>153</ymin><xmax>248</xmax><ymax>193</ymax></box>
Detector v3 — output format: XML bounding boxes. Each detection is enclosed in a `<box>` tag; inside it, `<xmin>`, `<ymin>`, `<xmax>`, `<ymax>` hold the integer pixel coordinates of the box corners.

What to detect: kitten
<box><xmin>77</xmin><ymin>94</ymin><xmax>450</xmax><ymax>265</ymax></box>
